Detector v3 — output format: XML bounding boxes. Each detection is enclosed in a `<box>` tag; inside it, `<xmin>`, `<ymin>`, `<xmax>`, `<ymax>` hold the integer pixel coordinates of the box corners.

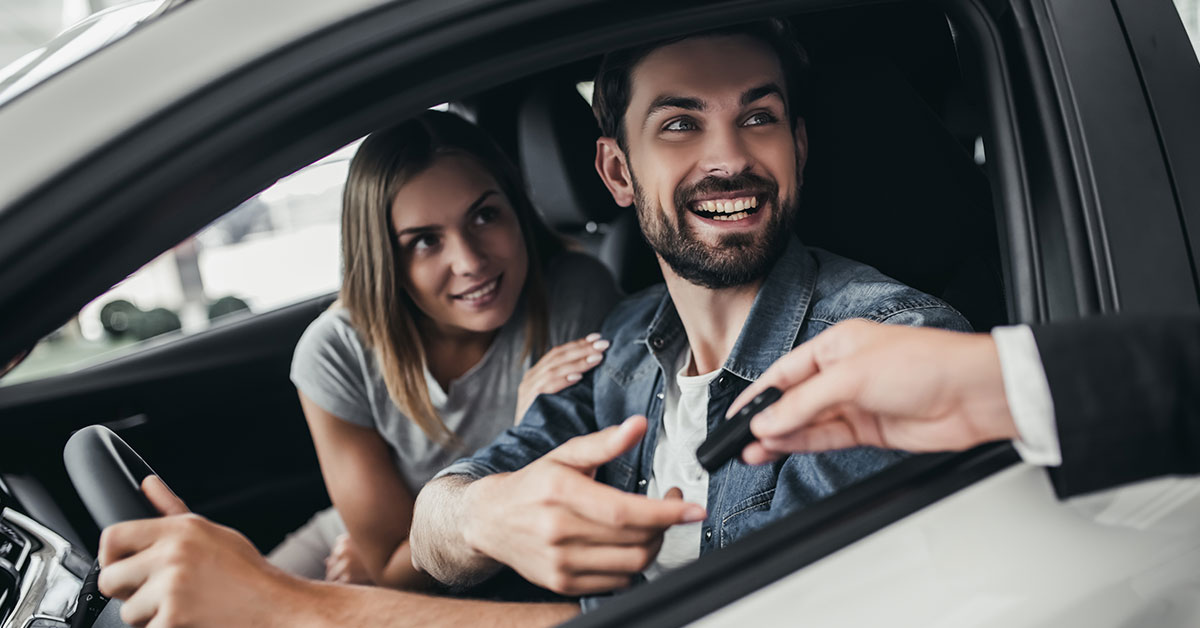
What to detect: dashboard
<box><xmin>1</xmin><ymin>478</ymin><xmax>91</xmax><ymax>628</ymax></box>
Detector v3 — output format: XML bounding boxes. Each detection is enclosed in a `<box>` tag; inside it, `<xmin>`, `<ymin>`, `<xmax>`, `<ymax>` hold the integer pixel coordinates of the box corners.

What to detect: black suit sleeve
<box><xmin>1030</xmin><ymin>315</ymin><xmax>1200</xmax><ymax>498</ymax></box>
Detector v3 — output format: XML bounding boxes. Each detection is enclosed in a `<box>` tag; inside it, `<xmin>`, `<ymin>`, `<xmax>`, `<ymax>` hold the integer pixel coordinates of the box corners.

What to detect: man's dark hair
<box><xmin>591</xmin><ymin>18</ymin><xmax>810</xmax><ymax>152</ymax></box>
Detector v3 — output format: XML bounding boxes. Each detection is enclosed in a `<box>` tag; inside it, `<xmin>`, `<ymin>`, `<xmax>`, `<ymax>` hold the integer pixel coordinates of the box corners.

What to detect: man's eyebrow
<box><xmin>395</xmin><ymin>190</ymin><xmax>498</xmax><ymax>236</ymax></box>
<box><xmin>741</xmin><ymin>83</ymin><xmax>785</xmax><ymax>107</ymax></box>
<box><xmin>643</xmin><ymin>95</ymin><xmax>706</xmax><ymax>125</ymax></box>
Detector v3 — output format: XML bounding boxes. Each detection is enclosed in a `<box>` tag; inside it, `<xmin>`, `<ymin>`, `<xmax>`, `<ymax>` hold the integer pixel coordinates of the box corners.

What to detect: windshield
<box><xmin>0</xmin><ymin>0</ymin><xmax>175</xmax><ymax>109</ymax></box>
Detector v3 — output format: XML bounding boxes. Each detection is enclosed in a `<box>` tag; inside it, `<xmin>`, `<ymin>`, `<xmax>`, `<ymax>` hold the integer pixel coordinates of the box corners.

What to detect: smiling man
<box><xmin>96</xmin><ymin>19</ymin><xmax>972</xmax><ymax>627</ymax></box>
<box><xmin>407</xmin><ymin>18</ymin><xmax>972</xmax><ymax>607</ymax></box>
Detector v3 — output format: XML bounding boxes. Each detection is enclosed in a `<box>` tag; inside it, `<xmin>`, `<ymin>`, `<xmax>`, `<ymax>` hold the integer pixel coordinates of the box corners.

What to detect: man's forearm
<box><xmin>286</xmin><ymin>577</ymin><xmax>578</xmax><ymax>628</ymax></box>
<box><xmin>409</xmin><ymin>474</ymin><xmax>503</xmax><ymax>587</ymax></box>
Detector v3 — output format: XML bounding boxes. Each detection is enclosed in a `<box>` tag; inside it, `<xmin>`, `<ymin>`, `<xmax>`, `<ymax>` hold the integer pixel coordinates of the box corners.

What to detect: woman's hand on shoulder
<box><xmin>516</xmin><ymin>333</ymin><xmax>610</xmax><ymax>423</ymax></box>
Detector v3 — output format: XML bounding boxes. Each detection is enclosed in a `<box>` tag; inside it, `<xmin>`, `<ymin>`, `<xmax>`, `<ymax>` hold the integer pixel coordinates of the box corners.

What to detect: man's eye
<box><xmin>663</xmin><ymin>118</ymin><xmax>698</xmax><ymax>132</ymax></box>
<box><xmin>743</xmin><ymin>112</ymin><xmax>778</xmax><ymax>127</ymax></box>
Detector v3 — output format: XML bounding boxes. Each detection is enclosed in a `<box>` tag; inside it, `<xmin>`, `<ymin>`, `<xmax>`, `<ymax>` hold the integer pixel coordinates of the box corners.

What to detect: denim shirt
<box><xmin>437</xmin><ymin>236</ymin><xmax>971</xmax><ymax>608</ymax></box>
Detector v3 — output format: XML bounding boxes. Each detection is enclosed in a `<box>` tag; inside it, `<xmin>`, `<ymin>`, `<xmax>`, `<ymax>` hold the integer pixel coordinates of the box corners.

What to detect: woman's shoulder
<box><xmin>293</xmin><ymin>305</ymin><xmax>368</xmax><ymax>368</ymax></box>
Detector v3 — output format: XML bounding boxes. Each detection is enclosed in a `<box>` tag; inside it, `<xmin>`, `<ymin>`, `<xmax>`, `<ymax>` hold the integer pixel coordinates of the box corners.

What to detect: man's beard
<box><xmin>633</xmin><ymin>170</ymin><xmax>796</xmax><ymax>290</ymax></box>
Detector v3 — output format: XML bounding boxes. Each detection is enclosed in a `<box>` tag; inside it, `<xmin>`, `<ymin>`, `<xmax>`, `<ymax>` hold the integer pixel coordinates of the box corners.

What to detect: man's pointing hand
<box><xmin>462</xmin><ymin>416</ymin><xmax>706</xmax><ymax>595</ymax></box>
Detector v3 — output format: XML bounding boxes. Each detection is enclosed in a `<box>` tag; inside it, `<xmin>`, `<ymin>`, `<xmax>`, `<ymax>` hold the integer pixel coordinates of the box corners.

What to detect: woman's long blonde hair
<box><xmin>340</xmin><ymin>111</ymin><xmax>565</xmax><ymax>445</ymax></box>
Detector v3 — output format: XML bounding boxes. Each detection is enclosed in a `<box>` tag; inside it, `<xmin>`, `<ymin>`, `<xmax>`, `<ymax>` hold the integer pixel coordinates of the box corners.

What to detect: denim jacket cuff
<box><xmin>431</xmin><ymin>459</ymin><xmax>500</xmax><ymax>482</ymax></box>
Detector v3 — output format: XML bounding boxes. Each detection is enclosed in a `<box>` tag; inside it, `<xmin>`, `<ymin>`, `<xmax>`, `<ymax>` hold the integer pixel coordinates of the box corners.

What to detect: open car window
<box><xmin>0</xmin><ymin>140</ymin><xmax>359</xmax><ymax>386</ymax></box>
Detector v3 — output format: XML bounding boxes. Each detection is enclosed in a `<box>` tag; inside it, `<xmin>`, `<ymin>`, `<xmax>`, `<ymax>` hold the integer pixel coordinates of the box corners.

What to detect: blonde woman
<box><xmin>269</xmin><ymin>111</ymin><xmax>622</xmax><ymax>589</ymax></box>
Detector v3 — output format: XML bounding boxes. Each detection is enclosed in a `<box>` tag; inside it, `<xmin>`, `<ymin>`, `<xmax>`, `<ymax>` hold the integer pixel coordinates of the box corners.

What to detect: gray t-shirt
<box><xmin>290</xmin><ymin>251</ymin><xmax>621</xmax><ymax>493</ymax></box>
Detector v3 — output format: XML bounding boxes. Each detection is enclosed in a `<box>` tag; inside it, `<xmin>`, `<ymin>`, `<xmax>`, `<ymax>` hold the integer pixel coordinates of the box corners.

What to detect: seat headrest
<box><xmin>799</xmin><ymin>54</ymin><xmax>995</xmax><ymax>298</ymax></box>
<box><xmin>517</xmin><ymin>83</ymin><xmax>622</xmax><ymax>230</ymax></box>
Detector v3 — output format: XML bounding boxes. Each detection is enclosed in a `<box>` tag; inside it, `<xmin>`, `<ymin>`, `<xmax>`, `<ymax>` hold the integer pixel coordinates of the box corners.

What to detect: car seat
<box><xmin>517</xmin><ymin>82</ymin><xmax>664</xmax><ymax>294</ymax></box>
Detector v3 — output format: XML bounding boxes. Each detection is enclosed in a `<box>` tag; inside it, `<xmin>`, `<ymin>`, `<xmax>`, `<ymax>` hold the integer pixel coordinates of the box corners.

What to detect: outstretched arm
<box><xmin>728</xmin><ymin>319</ymin><xmax>1017</xmax><ymax>464</ymax></box>
<box><xmin>98</xmin><ymin>476</ymin><xmax>578</xmax><ymax>628</ymax></box>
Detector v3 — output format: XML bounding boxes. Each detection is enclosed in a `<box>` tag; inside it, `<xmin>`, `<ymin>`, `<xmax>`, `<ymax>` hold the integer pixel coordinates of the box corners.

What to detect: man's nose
<box><xmin>449</xmin><ymin>233</ymin><xmax>488</xmax><ymax>276</ymax></box>
<box><xmin>698</xmin><ymin>126</ymin><xmax>752</xmax><ymax>177</ymax></box>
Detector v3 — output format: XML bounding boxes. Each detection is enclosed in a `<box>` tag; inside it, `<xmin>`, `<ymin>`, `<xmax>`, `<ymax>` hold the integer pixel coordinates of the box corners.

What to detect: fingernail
<box><xmin>683</xmin><ymin>506</ymin><xmax>707</xmax><ymax>523</ymax></box>
<box><xmin>592</xmin><ymin>339</ymin><xmax>611</xmax><ymax>351</ymax></box>
<box><xmin>586</xmin><ymin>353</ymin><xmax>603</xmax><ymax>364</ymax></box>
<box><xmin>566</xmin><ymin>372</ymin><xmax>582</xmax><ymax>382</ymax></box>
<box><xmin>586</xmin><ymin>333</ymin><xmax>602</xmax><ymax>342</ymax></box>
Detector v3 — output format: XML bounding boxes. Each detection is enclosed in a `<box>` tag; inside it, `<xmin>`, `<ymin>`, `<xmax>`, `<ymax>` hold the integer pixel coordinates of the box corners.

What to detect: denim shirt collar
<box><xmin>638</xmin><ymin>235</ymin><xmax>816</xmax><ymax>382</ymax></box>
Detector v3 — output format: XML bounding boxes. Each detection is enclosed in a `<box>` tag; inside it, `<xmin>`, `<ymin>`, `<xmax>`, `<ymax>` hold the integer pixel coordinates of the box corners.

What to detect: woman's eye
<box><xmin>410</xmin><ymin>234</ymin><xmax>440</xmax><ymax>251</ymax></box>
<box><xmin>473</xmin><ymin>206</ymin><xmax>500</xmax><ymax>225</ymax></box>
<box><xmin>663</xmin><ymin>118</ymin><xmax>698</xmax><ymax>132</ymax></box>
<box><xmin>743</xmin><ymin>111</ymin><xmax>778</xmax><ymax>127</ymax></box>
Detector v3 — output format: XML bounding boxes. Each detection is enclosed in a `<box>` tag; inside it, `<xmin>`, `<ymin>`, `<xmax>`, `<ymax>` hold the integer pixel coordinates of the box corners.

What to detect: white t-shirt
<box><xmin>644</xmin><ymin>348</ymin><xmax>720</xmax><ymax>580</ymax></box>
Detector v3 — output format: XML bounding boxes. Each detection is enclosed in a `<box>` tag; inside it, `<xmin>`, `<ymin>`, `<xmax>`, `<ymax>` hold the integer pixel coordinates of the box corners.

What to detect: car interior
<box><xmin>0</xmin><ymin>0</ymin><xmax>1017</xmax><ymax>623</ymax></box>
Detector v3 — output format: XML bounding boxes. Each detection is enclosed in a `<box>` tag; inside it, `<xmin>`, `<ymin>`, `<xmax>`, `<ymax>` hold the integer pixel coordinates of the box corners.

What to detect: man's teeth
<box><xmin>695</xmin><ymin>196</ymin><xmax>758</xmax><ymax>215</ymax></box>
<box><xmin>459</xmin><ymin>279</ymin><xmax>498</xmax><ymax>300</ymax></box>
<box><xmin>712</xmin><ymin>212</ymin><xmax>751</xmax><ymax>222</ymax></box>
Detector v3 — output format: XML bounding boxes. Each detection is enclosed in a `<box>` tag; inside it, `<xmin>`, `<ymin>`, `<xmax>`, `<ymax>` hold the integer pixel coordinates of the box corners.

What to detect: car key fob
<box><xmin>696</xmin><ymin>387</ymin><xmax>782</xmax><ymax>472</ymax></box>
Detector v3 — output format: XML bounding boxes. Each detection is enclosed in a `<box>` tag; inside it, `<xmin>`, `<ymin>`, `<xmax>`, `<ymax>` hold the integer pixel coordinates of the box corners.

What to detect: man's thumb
<box><xmin>141</xmin><ymin>475</ymin><xmax>190</xmax><ymax>516</ymax></box>
<box><xmin>549</xmin><ymin>415</ymin><xmax>647</xmax><ymax>471</ymax></box>
<box><xmin>663</xmin><ymin>487</ymin><xmax>683</xmax><ymax>501</ymax></box>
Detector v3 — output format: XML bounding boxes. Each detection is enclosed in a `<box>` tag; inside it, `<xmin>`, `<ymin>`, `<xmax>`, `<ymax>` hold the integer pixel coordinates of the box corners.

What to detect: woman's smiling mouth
<box><xmin>452</xmin><ymin>275</ymin><xmax>502</xmax><ymax>305</ymax></box>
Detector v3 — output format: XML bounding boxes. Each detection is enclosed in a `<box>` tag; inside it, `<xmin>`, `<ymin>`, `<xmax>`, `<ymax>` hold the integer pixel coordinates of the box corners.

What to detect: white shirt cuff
<box><xmin>991</xmin><ymin>324</ymin><xmax>1062</xmax><ymax>466</ymax></box>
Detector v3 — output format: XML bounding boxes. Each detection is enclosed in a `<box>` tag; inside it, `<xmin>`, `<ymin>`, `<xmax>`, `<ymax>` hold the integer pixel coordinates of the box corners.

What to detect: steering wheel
<box><xmin>63</xmin><ymin>425</ymin><xmax>165</xmax><ymax>628</ymax></box>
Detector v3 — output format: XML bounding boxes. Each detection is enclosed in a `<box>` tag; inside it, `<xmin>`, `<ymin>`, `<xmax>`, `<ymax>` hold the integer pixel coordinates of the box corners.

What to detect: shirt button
<box><xmin>637</xmin><ymin>478</ymin><xmax>647</xmax><ymax>487</ymax></box>
<box><xmin>717</xmin><ymin>375</ymin><xmax>727</xmax><ymax>387</ymax></box>
<box><xmin>650</xmin><ymin>336</ymin><xmax>665</xmax><ymax>350</ymax></box>
<box><xmin>704</xmin><ymin>529</ymin><xmax>713</xmax><ymax>540</ymax></box>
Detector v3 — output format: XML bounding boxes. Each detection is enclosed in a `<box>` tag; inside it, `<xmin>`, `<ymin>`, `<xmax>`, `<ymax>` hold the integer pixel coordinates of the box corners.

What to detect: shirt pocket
<box><xmin>719</xmin><ymin>487</ymin><xmax>775</xmax><ymax>548</ymax></box>
<box><xmin>598</xmin><ymin>457</ymin><xmax>637</xmax><ymax>492</ymax></box>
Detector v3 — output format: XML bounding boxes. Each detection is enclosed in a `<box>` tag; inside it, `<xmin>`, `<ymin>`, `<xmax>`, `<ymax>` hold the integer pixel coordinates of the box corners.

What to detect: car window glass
<box><xmin>0</xmin><ymin>139</ymin><xmax>362</xmax><ymax>386</ymax></box>
<box><xmin>1177</xmin><ymin>0</ymin><xmax>1200</xmax><ymax>61</ymax></box>
<box><xmin>576</xmin><ymin>80</ymin><xmax>594</xmax><ymax>104</ymax></box>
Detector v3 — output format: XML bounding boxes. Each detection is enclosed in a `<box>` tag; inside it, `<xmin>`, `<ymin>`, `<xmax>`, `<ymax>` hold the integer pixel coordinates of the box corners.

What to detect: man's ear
<box><xmin>595</xmin><ymin>137</ymin><xmax>635</xmax><ymax>208</ymax></box>
<box><xmin>793</xmin><ymin>118</ymin><xmax>809</xmax><ymax>185</ymax></box>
